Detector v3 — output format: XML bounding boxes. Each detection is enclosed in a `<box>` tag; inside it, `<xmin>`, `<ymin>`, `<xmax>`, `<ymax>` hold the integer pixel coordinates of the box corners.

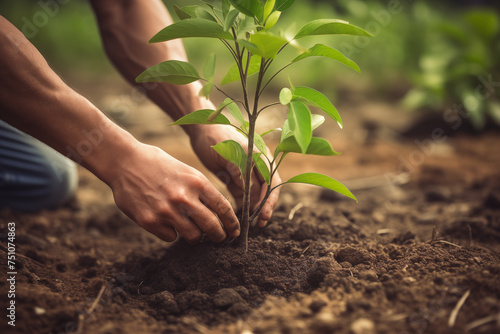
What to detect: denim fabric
<box><xmin>0</xmin><ymin>120</ymin><xmax>78</xmax><ymax>212</ymax></box>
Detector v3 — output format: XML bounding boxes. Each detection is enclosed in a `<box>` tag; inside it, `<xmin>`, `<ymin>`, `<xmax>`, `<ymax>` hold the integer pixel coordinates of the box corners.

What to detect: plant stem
<box><xmin>239</xmin><ymin>58</ymin><xmax>267</xmax><ymax>252</ymax></box>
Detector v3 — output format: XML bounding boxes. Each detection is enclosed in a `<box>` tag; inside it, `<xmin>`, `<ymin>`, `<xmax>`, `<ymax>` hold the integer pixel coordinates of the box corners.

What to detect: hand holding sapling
<box><xmin>137</xmin><ymin>0</ymin><xmax>372</xmax><ymax>251</ymax></box>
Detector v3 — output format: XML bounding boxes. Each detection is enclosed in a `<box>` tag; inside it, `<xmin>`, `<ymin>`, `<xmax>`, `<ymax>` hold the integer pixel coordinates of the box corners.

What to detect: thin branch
<box><xmin>260</xmin><ymin>63</ymin><xmax>294</xmax><ymax>95</ymax></box>
<box><xmin>258</xmin><ymin>102</ymin><xmax>281</xmax><ymax>114</ymax></box>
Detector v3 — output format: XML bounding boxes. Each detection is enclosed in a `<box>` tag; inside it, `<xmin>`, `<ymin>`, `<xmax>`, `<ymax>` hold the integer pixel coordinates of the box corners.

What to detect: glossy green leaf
<box><xmin>208</xmin><ymin>98</ymin><xmax>234</xmax><ymax>122</ymax></box>
<box><xmin>253</xmin><ymin>132</ymin><xmax>268</xmax><ymax>155</ymax></box>
<box><xmin>276</xmin><ymin>137</ymin><xmax>339</xmax><ymax>156</ymax></box>
<box><xmin>292</xmin><ymin>44</ymin><xmax>360</xmax><ymax>73</ymax></box>
<box><xmin>222</xmin><ymin>0</ymin><xmax>231</xmax><ymax>18</ymax></box>
<box><xmin>286</xmin><ymin>173</ymin><xmax>357</xmax><ymax>202</ymax></box>
<box><xmin>136</xmin><ymin>60</ymin><xmax>201</xmax><ymax>85</ymax></box>
<box><xmin>225</xmin><ymin>9</ymin><xmax>240</xmax><ymax>31</ymax></box>
<box><xmin>280</xmin><ymin>119</ymin><xmax>292</xmax><ymax>142</ymax></box>
<box><xmin>264</xmin><ymin>0</ymin><xmax>275</xmax><ymax>20</ymax></box>
<box><xmin>149</xmin><ymin>19</ymin><xmax>232</xmax><ymax>43</ymax></box>
<box><xmin>279</xmin><ymin>87</ymin><xmax>293</xmax><ymax>105</ymax></box>
<box><xmin>212</xmin><ymin>140</ymin><xmax>247</xmax><ymax>176</ymax></box>
<box><xmin>173</xmin><ymin>5</ymin><xmax>217</xmax><ymax>22</ymax></box>
<box><xmin>203</xmin><ymin>53</ymin><xmax>216</xmax><ymax>80</ymax></box>
<box><xmin>229</xmin><ymin>0</ymin><xmax>264</xmax><ymax>18</ymax></box>
<box><xmin>171</xmin><ymin>109</ymin><xmax>230</xmax><ymax>125</ymax></box>
<box><xmin>311</xmin><ymin>114</ymin><xmax>325</xmax><ymax>130</ymax></box>
<box><xmin>287</xmin><ymin>101</ymin><xmax>312</xmax><ymax>154</ymax></box>
<box><xmin>247</xmin><ymin>32</ymin><xmax>288</xmax><ymax>59</ymax></box>
<box><xmin>221</xmin><ymin>54</ymin><xmax>262</xmax><ymax>84</ymax></box>
<box><xmin>253</xmin><ymin>153</ymin><xmax>271</xmax><ymax>185</ymax></box>
<box><xmin>274</xmin><ymin>0</ymin><xmax>295</xmax><ymax>11</ymax></box>
<box><xmin>227</xmin><ymin>101</ymin><xmax>245</xmax><ymax>124</ymax></box>
<box><xmin>265</xmin><ymin>11</ymin><xmax>281</xmax><ymax>30</ymax></box>
<box><xmin>294</xmin><ymin>19</ymin><xmax>373</xmax><ymax>39</ymax></box>
<box><xmin>293</xmin><ymin>86</ymin><xmax>343</xmax><ymax>128</ymax></box>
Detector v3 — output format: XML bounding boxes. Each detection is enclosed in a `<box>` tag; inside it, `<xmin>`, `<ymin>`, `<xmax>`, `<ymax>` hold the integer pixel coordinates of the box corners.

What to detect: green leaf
<box><xmin>149</xmin><ymin>19</ymin><xmax>232</xmax><ymax>43</ymax></box>
<box><xmin>287</xmin><ymin>101</ymin><xmax>312</xmax><ymax>154</ymax></box>
<box><xmin>286</xmin><ymin>173</ymin><xmax>357</xmax><ymax>202</ymax></box>
<box><xmin>280</xmin><ymin>119</ymin><xmax>292</xmax><ymax>142</ymax></box>
<box><xmin>261</xmin><ymin>128</ymin><xmax>281</xmax><ymax>137</ymax></box>
<box><xmin>173</xmin><ymin>5</ymin><xmax>192</xmax><ymax>20</ymax></box>
<box><xmin>208</xmin><ymin>98</ymin><xmax>234</xmax><ymax>122</ymax></box>
<box><xmin>225</xmin><ymin>9</ymin><xmax>240</xmax><ymax>31</ymax></box>
<box><xmin>311</xmin><ymin>114</ymin><xmax>325</xmax><ymax>130</ymax></box>
<box><xmin>229</xmin><ymin>0</ymin><xmax>264</xmax><ymax>18</ymax></box>
<box><xmin>247</xmin><ymin>32</ymin><xmax>288</xmax><ymax>59</ymax></box>
<box><xmin>276</xmin><ymin>137</ymin><xmax>339</xmax><ymax>156</ymax></box>
<box><xmin>253</xmin><ymin>153</ymin><xmax>271</xmax><ymax>185</ymax></box>
<box><xmin>279</xmin><ymin>87</ymin><xmax>293</xmax><ymax>105</ymax></box>
<box><xmin>199</xmin><ymin>80</ymin><xmax>214</xmax><ymax>99</ymax></box>
<box><xmin>171</xmin><ymin>109</ymin><xmax>230</xmax><ymax>125</ymax></box>
<box><xmin>227</xmin><ymin>101</ymin><xmax>245</xmax><ymax>124</ymax></box>
<box><xmin>253</xmin><ymin>132</ymin><xmax>268</xmax><ymax>155</ymax></box>
<box><xmin>222</xmin><ymin>0</ymin><xmax>231</xmax><ymax>18</ymax></box>
<box><xmin>212</xmin><ymin>140</ymin><xmax>247</xmax><ymax>176</ymax></box>
<box><xmin>265</xmin><ymin>11</ymin><xmax>281</xmax><ymax>30</ymax></box>
<box><xmin>264</xmin><ymin>0</ymin><xmax>275</xmax><ymax>20</ymax></box>
<box><xmin>136</xmin><ymin>60</ymin><xmax>202</xmax><ymax>85</ymax></box>
<box><xmin>274</xmin><ymin>0</ymin><xmax>295</xmax><ymax>11</ymax></box>
<box><xmin>203</xmin><ymin>53</ymin><xmax>216</xmax><ymax>80</ymax></box>
<box><xmin>292</xmin><ymin>44</ymin><xmax>360</xmax><ymax>73</ymax></box>
<box><xmin>293</xmin><ymin>87</ymin><xmax>343</xmax><ymax>128</ymax></box>
<box><xmin>294</xmin><ymin>19</ymin><xmax>373</xmax><ymax>39</ymax></box>
<box><xmin>173</xmin><ymin>5</ymin><xmax>217</xmax><ymax>22</ymax></box>
<box><xmin>221</xmin><ymin>54</ymin><xmax>262</xmax><ymax>84</ymax></box>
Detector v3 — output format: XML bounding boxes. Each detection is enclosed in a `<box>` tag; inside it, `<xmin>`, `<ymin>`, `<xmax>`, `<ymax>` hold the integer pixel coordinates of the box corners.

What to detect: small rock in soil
<box><xmin>425</xmin><ymin>187</ymin><xmax>452</xmax><ymax>202</ymax></box>
<box><xmin>148</xmin><ymin>291</ymin><xmax>179</xmax><ymax>314</ymax></box>
<box><xmin>335</xmin><ymin>246</ymin><xmax>374</xmax><ymax>266</ymax></box>
<box><xmin>292</xmin><ymin>221</ymin><xmax>317</xmax><ymax>241</ymax></box>
<box><xmin>309</xmin><ymin>299</ymin><xmax>327</xmax><ymax>313</ymax></box>
<box><xmin>350</xmin><ymin>318</ymin><xmax>375</xmax><ymax>334</ymax></box>
<box><xmin>307</xmin><ymin>258</ymin><xmax>342</xmax><ymax>288</ymax></box>
<box><xmin>212</xmin><ymin>288</ymin><xmax>244</xmax><ymax>308</ymax></box>
<box><xmin>228</xmin><ymin>302</ymin><xmax>251</xmax><ymax>316</ymax></box>
<box><xmin>175</xmin><ymin>291</ymin><xmax>211</xmax><ymax>312</ymax></box>
<box><xmin>484</xmin><ymin>190</ymin><xmax>500</xmax><ymax>209</ymax></box>
<box><xmin>77</xmin><ymin>255</ymin><xmax>98</xmax><ymax>268</ymax></box>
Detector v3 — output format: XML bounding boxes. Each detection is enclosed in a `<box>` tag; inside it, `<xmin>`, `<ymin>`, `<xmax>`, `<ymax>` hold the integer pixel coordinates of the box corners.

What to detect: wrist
<box><xmin>82</xmin><ymin>120</ymin><xmax>142</xmax><ymax>188</ymax></box>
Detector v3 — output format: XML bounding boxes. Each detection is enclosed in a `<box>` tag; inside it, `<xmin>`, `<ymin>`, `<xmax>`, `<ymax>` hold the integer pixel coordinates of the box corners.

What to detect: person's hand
<box><xmin>190</xmin><ymin>124</ymin><xmax>281</xmax><ymax>227</ymax></box>
<box><xmin>107</xmin><ymin>142</ymin><xmax>240</xmax><ymax>244</ymax></box>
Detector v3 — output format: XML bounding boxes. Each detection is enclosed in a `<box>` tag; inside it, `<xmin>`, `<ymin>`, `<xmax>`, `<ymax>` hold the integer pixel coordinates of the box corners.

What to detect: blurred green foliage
<box><xmin>1</xmin><ymin>0</ymin><xmax>499</xmax><ymax>129</ymax></box>
<box><xmin>401</xmin><ymin>4</ymin><xmax>500</xmax><ymax>129</ymax></box>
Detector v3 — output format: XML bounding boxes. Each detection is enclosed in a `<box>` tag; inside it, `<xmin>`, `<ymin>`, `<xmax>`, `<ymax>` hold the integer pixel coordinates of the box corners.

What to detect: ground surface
<box><xmin>1</xmin><ymin>82</ymin><xmax>499</xmax><ymax>333</ymax></box>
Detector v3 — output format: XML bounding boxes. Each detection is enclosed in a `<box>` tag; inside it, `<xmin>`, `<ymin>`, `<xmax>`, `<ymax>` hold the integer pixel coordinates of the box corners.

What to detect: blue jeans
<box><xmin>0</xmin><ymin>120</ymin><xmax>78</xmax><ymax>212</ymax></box>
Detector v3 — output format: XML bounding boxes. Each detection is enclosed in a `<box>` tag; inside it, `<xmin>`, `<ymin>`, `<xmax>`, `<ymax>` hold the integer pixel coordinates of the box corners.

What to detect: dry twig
<box><xmin>288</xmin><ymin>202</ymin><xmax>304</xmax><ymax>221</ymax></box>
<box><xmin>448</xmin><ymin>289</ymin><xmax>471</xmax><ymax>327</ymax></box>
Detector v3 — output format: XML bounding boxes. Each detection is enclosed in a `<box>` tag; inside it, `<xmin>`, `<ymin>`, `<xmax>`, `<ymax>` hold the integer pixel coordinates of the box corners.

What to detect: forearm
<box><xmin>89</xmin><ymin>0</ymin><xmax>210</xmax><ymax>137</ymax></box>
<box><xmin>0</xmin><ymin>16</ymin><xmax>138</xmax><ymax>186</ymax></box>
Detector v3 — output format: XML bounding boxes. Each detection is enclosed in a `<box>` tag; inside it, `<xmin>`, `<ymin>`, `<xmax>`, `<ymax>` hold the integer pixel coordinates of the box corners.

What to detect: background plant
<box><xmin>136</xmin><ymin>0</ymin><xmax>370</xmax><ymax>250</ymax></box>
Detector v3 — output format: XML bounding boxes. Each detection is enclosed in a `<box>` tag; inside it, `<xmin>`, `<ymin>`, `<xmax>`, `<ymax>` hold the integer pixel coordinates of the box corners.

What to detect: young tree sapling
<box><xmin>136</xmin><ymin>0</ymin><xmax>372</xmax><ymax>251</ymax></box>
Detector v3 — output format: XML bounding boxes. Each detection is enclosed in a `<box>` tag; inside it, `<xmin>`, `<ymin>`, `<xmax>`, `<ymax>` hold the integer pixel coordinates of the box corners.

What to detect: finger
<box><xmin>256</xmin><ymin>173</ymin><xmax>282</xmax><ymax>228</ymax></box>
<box><xmin>200</xmin><ymin>185</ymin><xmax>240</xmax><ymax>238</ymax></box>
<box><xmin>181</xmin><ymin>203</ymin><xmax>228</xmax><ymax>243</ymax></box>
<box><xmin>257</xmin><ymin>186</ymin><xmax>280</xmax><ymax>227</ymax></box>
<box><xmin>142</xmin><ymin>221</ymin><xmax>178</xmax><ymax>243</ymax></box>
<box><xmin>171</xmin><ymin>210</ymin><xmax>204</xmax><ymax>245</ymax></box>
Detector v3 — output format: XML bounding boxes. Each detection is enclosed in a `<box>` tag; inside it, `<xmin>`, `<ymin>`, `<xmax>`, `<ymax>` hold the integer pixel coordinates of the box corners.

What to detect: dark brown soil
<box><xmin>1</xmin><ymin>99</ymin><xmax>500</xmax><ymax>333</ymax></box>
